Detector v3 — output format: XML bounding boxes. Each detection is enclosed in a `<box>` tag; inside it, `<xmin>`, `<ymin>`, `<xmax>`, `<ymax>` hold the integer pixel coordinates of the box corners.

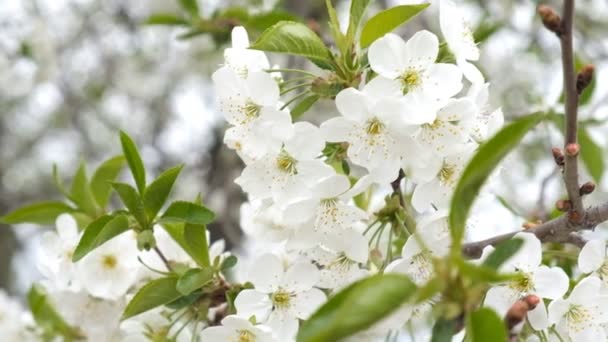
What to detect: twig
<box><xmin>154</xmin><ymin>246</ymin><xmax>173</xmax><ymax>272</ymax></box>
<box><xmin>391</xmin><ymin>169</ymin><xmax>405</xmax><ymax>207</ymax></box>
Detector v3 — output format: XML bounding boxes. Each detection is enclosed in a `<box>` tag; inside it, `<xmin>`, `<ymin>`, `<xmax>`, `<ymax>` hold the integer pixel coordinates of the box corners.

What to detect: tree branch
<box><xmin>462</xmin><ymin>202</ymin><xmax>608</xmax><ymax>258</ymax></box>
<box><xmin>560</xmin><ymin>0</ymin><xmax>584</xmax><ymax>221</ymax></box>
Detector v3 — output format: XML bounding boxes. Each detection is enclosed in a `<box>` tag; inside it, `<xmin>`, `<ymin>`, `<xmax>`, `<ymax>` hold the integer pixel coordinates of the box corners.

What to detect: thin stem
<box><xmin>280</xmin><ymin>82</ymin><xmax>312</xmax><ymax>96</ymax></box>
<box><xmin>281</xmin><ymin>76</ymin><xmax>314</xmax><ymax>85</ymax></box>
<box><xmin>280</xmin><ymin>91</ymin><xmax>311</xmax><ymax>110</ymax></box>
<box><xmin>154</xmin><ymin>246</ymin><xmax>173</xmax><ymax>272</ymax></box>
<box><xmin>265</xmin><ymin>68</ymin><xmax>317</xmax><ymax>77</ymax></box>
<box><xmin>137</xmin><ymin>256</ymin><xmax>172</xmax><ymax>276</ymax></box>
<box><xmin>560</xmin><ymin>0</ymin><xmax>584</xmax><ymax>219</ymax></box>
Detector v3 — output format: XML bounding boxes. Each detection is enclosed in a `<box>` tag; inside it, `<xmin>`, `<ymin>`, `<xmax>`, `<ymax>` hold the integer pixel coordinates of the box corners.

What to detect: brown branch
<box><xmin>462</xmin><ymin>202</ymin><xmax>608</xmax><ymax>258</ymax></box>
<box><xmin>559</xmin><ymin>0</ymin><xmax>584</xmax><ymax>221</ymax></box>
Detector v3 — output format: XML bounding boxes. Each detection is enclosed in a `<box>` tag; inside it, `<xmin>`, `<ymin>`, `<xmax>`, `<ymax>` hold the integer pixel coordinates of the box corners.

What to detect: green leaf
<box><xmin>467</xmin><ymin>308</ymin><xmax>507</xmax><ymax>341</ymax></box>
<box><xmin>449</xmin><ymin>113</ymin><xmax>544</xmax><ymax>252</ymax></box>
<box><xmin>431</xmin><ymin>318</ymin><xmax>456</xmax><ymax>342</ymax></box>
<box><xmin>144</xmin><ymin>13</ymin><xmax>189</xmax><ymax>26</ymax></box>
<box><xmin>297</xmin><ymin>274</ymin><xmax>417</xmax><ymax>342</ymax></box>
<box><xmin>112</xmin><ymin>182</ymin><xmax>147</xmax><ymax>229</ymax></box>
<box><xmin>483</xmin><ymin>238</ymin><xmax>524</xmax><ymax>270</ymax></box>
<box><xmin>119</xmin><ymin>131</ymin><xmax>146</xmax><ymax>194</ymax></box>
<box><xmin>161</xmin><ymin>201</ymin><xmax>215</xmax><ymax>225</ymax></box>
<box><xmin>456</xmin><ymin>258</ymin><xmax>519</xmax><ymax>283</ymax></box>
<box><xmin>178</xmin><ymin>0</ymin><xmax>199</xmax><ymax>17</ymax></box>
<box><xmin>326</xmin><ymin>0</ymin><xmax>347</xmax><ymax>54</ymax></box>
<box><xmin>72</xmin><ymin>214</ymin><xmax>130</xmax><ymax>262</ymax></box>
<box><xmin>250</xmin><ymin>21</ymin><xmax>334</xmax><ymax>70</ymax></box>
<box><xmin>69</xmin><ymin>162</ymin><xmax>98</xmax><ymax>216</ymax></box>
<box><xmin>1</xmin><ymin>201</ymin><xmax>75</xmax><ymax>225</ymax></box>
<box><xmin>221</xmin><ymin>255</ymin><xmax>238</xmax><ymax>270</ymax></box>
<box><xmin>291</xmin><ymin>94</ymin><xmax>320</xmax><ymax>119</ymax></box>
<box><xmin>578</xmin><ymin>127</ymin><xmax>604</xmax><ymax>183</ymax></box>
<box><xmin>28</xmin><ymin>284</ymin><xmax>80</xmax><ymax>340</ymax></box>
<box><xmin>360</xmin><ymin>4</ymin><xmax>429</xmax><ymax>48</ymax></box>
<box><xmin>143</xmin><ymin>165</ymin><xmax>184</xmax><ymax>220</ymax></box>
<box><xmin>90</xmin><ymin>156</ymin><xmax>126</xmax><ymax>209</ymax></box>
<box><xmin>246</xmin><ymin>11</ymin><xmax>300</xmax><ymax>32</ymax></box>
<box><xmin>122</xmin><ymin>277</ymin><xmax>182</xmax><ymax>320</ymax></box>
<box><xmin>176</xmin><ymin>268</ymin><xmax>215</xmax><ymax>295</ymax></box>
<box><xmin>346</xmin><ymin>0</ymin><xmax>372</xmax><ymax>43</ymax></box>
<box><xmin>183</xmin><ymin>223</ymin><xmax>211</xmax><ymax>267</ymax></box>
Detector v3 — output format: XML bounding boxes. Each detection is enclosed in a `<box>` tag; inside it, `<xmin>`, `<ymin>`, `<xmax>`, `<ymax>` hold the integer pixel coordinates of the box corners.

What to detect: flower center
<box><xmin>271</xmin><ymin>290</ymin><xmax>292</xmax><ymax>309</ymax></box>
<box><xmin>399</xmin><ymin>68</ymin><xmax>422</xmax><ymax>94</ymax></box>
<box><xmin>509</xmin><ymin>273</ymin><xmax>534</xmax><ymax>292</ymax></box>
<box><xmin>410</xmin><ymin>252</ymin><xmax>434</xmax><ymax>284</ymax></box>
<box><xmin>102</xmin><ymin>255</ymin><xmax>117</xmax><ymax>270</ymax></box>
<box><xmin>566</xmin><ymin>304</ymin><xmax>592</xmax><ymax>328</ymax></box>
<box><xmin>237</xmin><ymin>330</ymin><xmax>256</xmax><ymax>342</ymax></box>
<box><xmin>366</xmin><ymin>118</ymin><xmax>385</xmax><ymax>135</ymax></box>
<box><xmin>439</xmin><ymin>164</ymin><xmax>456</xmax><ymax>185</ymax></box>
<box><xmin>276</xmin><ymin>151</ymin><xmax>297</xmax><ymax>174</ymax></box>
<box><xmin>244</xmin><ymin>100</ymin><xmax>261</xmax><ymax>118</ymax></box>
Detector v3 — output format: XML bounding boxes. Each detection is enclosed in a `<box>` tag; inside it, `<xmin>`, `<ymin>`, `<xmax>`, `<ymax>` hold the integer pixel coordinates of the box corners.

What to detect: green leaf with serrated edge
<box><xmin>119</xmin><ymin>131</ymin><xmax>146</xmax><ymax>194</ymax></box>
<box><xmin>72</xmin><ymin>214</ymin><xmax>129</xmax><ymax>262</ymax></box>
<box><xmin>246</xmin><ymin>11</ymin><xmax>300</xmax><ymax>32</ymax></box>
<box><xmin>347</xmin><ymin>0</ymin><xmax>372</xmax><ymax>43</ymax></box>
<box><xmin>483</xmin><ymin>238</ymin><xmax>524</xmax><ymax>270</ymax></box>
<box><xmin>28</xmin><ymin>284</ymin><xmax>80</xmax><ymax>340</ymax></box>
<box><xmin>360</xmin><ymin>4</ymin><xmax>429</xmax><ymax>48</ymax></box>
<box><xmin>250</xmin><ymin>21</ymin><xmax>334</xmax><ymax>70</ymax></box>
<box><xmin>160</xmin><ymin>201</ymin><xmax>215</xmax><ymax>225</ymax></box>
<box><xmin>69</xmin><ymin>162</ymin><xmax>98</xmax><ymax>216</ymax></box>
<box><xmin>1</xmin><ymin>201</ymin><xmax>75</xmax><ymax>225</ymax></box>
<box><xmin>326</xmin><ymin>0</ymin><xmax>347</xmax><ymax>54</ymax></box>
<box><xmin>178</xmin><ymin>0</ymin><xmax>199</xmax><ymax>17</ymax></box>
<box><xmin>449</xmin><ymin>113</ymin><xmax>544</xmax><ymax>253</ymax></box>
<box><xmin>579</xmin><ymin>127</ymin><xmax>604</xmax><ymax>183</ymax></box>
<box><xmin>291</xmin><ymin>94</ymin><xmax>320</xmax><ymax>119</ymax></box>
<box><xmin>431</xmin><ymin>318</ymin><xmax>456</xmax><ymax>342</ymax></box>
<box><xmin>144</xmin><ymin>13</ymin><xmax>189</xmax><ymax>26</ymax></box>
<box><xmin>467</xmin><ymin>308</ymin><xmax>507</xmax><ymax>341</ymax></box>
<box><xmin>176</xmin><ymin>268</ymin><xmax>215</xmax><ymax>295</ymax></box>
<box><xmin>143</xmin><ymin>165</ymin><xmax>184</xmax><ymax>221</ymax></box>
<box><xmin>90</xmin><ymin>156</ymin><xmax>126</xmax><ymax>209</ymax></box>
<box><xmin>111</xmin><ymin>182</ymin><xmax>147</xmax><ymax>229</ymax></box>
<box><xmin>297</xmin><ymin>274</ymin><xmax>417</xmax><ymax>342</ymax></box>
<box><xmin>122</xmin><ymin>277</ymin><xmax>182</xmax><ymax>320</ymax></box>
<box><xmin>184</xmin><ymin>223</ymin><xmax>211</xmax><ymax>267</ymax></box>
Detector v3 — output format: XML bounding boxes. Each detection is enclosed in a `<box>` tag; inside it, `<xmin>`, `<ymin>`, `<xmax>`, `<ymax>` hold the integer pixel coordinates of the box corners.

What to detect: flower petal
<box><xmin>335</xmin><ymin>87</ymin><xmax>369</xmax><ymax>121</ymax></box>
<box><xmin>292</xmin><ymin>288</ymin><xmax>326</xmax><ymax>319</ymax></box>
<box><xmin>234</xmin><ymin>289</ymin><xmax>272</xmax><ymax>322</ymax></box>
<box><xmin>527</xmin><ymin>299</ymin><xmax>549</xmax><ymax>331</ymax></box>
<box><xmin>282</xmin><ymin>261</ymin><xmax>319</xmax><ymax>292</ymax></box>
<box><xmin>578</xmin><ymin>239</ymin><xmax>606</xmax><ymax>274</ymax></box>
<box><xmin>248</xmin><ymin>254</ymin><xmax>283</xmax><ymax>292</ymax></box>
<box><xmin>533</xmin><ymin>265</ymin><xmax>569</xmax><ymax>300</ymax></box>
<box><xmin>368</xmin><ymin>33</ymin><xmax>408</xmax><ymax>78</ymax></box>
<box><xmin>403</xmin><ymin>30</ymin><xmax>439</xmax><ymax>69</ymax></box>
<box><xmin>285</xmin><ymin>122</ymin><xmax>324</xmax><ymax>160</ymax></box>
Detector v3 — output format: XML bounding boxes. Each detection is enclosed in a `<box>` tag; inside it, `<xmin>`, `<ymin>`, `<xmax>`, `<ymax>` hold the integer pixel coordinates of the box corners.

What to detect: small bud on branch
<box><xmin>552</xmin><ymin>147</ymin><xmax>565</xmax><ymax>166</ymax></box>
<box><xmin>565</xmin><ymin>143</ymin><xmax>579</xmax><ymax>157</ymax></box>
<box><xmin>576</xmin><ymin>64</ymin><xmax>595</xmax><ymax>94</ymax></box>
<box><xmin>505</xmin><ymin>295</ymin><xmax>540</xmax><ymax>331</ymax></box>
<box><xmin>556</xmin><ymin>199</ymin><xmax>572</xmax><ymax>212</ymax></box>
<box><xmin>537</xmin><ymin>4</ymin><xmax>562</xmax><ymax>35</ymax></box>
<box><xmin>580</xmin><ymin>182</ymin><xmax>596</xmax><ymax>195</ymax></box>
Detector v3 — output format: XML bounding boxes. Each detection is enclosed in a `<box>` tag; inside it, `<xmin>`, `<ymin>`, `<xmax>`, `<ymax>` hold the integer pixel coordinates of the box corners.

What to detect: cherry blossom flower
<box><xmin>38</xmin><ymin>213</ymin><xmax>82</xmax><ymax>290</ymax></box>
<box><xmin>200</xmin><ymin>315</ymin><xmax>277</xmax><ymax>342</ymax></box>
<box><xmin>578</xmin><ymin>239</ymin><xmax>608</xmax><ymax>286</ymax></box>
<box><xmin>223</xmin><ymin>26</ymin><xmax>270</xmax><ymax>78</ymax></box>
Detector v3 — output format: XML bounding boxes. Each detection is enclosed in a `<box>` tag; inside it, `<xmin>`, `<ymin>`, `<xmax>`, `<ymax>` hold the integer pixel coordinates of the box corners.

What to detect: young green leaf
<box><xmin>578</xmin><ymin>127</ymin><xmax>604</xmax><ymax>184</ymax></box>
<box><xmin>297</xmin><ymin>274</ymin><xmax>417</xmax><ymax>342</ymax></box>
<box><xmin>178</xmin><ymin>0</ymin><xmax>199</xmax><ymax>18</ymax></box>
<box><xmin>143</xmin><ymin>165</ymin><xmax>184</xmax><ymax>220</ymax></box>
<box><xmin>482</xmin><ymin>238</ymin><xmax>524</xmax><ymax>270</ymax></box>
<box><xmin>119</xmin><ymin>131</ymin><xmax>146</xmax><ymax>194</ymax></box>
<box><xmin>72</xmin><ymin>214</ymin><xmax>130</xmax><ymax>262</ymax></box>
<box><xmin>250</xmin><ymin>21</ymin><xmax>334</xmax><ymax>70</ymax></box>
<box><xmin>28</xmin><ymin>284</ymin><xmax>80</xmax><ymax>340</ymax></box>
<box><xmin>144</xmin><ymin>14</ymin><xmax>189</xmax><ymax>26</ymax></box>
<box><xmin>90</xmin><ymin>155</ymin><xmax>126</xmax><ymax>209</ymax></box>
<box><xmin>176</xmin><ymin>268</ymin><xmax>215</xmax><ymax>295</ymax></box>
<box><xmin>111</xmin><ymin>182</ymin><xmax>147</xmax><ymax>229</ymax></box>
<box><xmin>0</xmin><ymin>201</ymin><xmax>75</xmax><ymax>225</ymax></box>
<box><xmin>161</xmin><ymin>201</ymin><xmax>215</xmax><ymax>225</ymax></box>
<box><xmin>467</xmin><ymin>308</ymin><xmax>507</xmax><ymax>341</ymax></box>
<box><xmin>326</xmin><ymin>0</ymin><xmax>347</xmax><ymax>54</ymax></box>
<box><xmin>346</xmin><ymin>0</ymin><xmax>372</xmax><ymax>43</ymax></box>
<box><xmin>121</xmin><ymin>277</ymin><xmax>182</xmax><ymax>320</ymax></box>
<box><xmin>246</xmin><ymin>10</ymin><xmax>300</xmax><ymax>32</ymax></box>
<box><xmin>69</xmin><ymin>162</ymin><xmax>98</xmax><ymax>216</ymax></box>
<box><xmin>183</xmin><ymin>223</ymin><xmax>211</xmax><ymax>267</ymax></box>
<box><xmin>291</xmin><ymin>94</ymin><xmax>320</xmax><ymax>119</ymax></box>
<box><xmin>431</xmin><ymin>319</ymin><xmax>456</xmax><ymax>342</ymax></box>
<box><xmin>360</xmin><ymin>4</ymin><xmax>429</xmax><ymax>48</ymax></box>
<box><xmin>449</xmin><ymin>113</ymin><xmax>544</xmax><ymax>252</ymax></box>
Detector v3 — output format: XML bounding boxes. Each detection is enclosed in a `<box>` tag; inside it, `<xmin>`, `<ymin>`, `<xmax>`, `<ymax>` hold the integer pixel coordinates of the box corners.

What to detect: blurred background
<box><xmin>1</xmin><ymin>0</ymin><xmax>608</xmax><ymax>298</ymax></box>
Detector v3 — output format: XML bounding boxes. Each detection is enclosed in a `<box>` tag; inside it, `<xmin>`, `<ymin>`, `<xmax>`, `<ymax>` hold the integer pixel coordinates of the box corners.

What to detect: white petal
<box><xmin>458</xmin><ymin>59</ymin><xmax>484</xmax><ymax>84</ymax></box>
<box><xmin>285</xmin><ymin>122</ymin><xmax>324</xmax><ymax>160</ymax></box>
<box><xmin>314</xmin><ymin>174</ymin><xmax>351</xmax><ymax>199</ymax></box>
<box><xmin>569</xmin><ymin>276</ymin><xmax>602</xmax><ymax>306</ymax></box>
<box><xmin>368</xmin><ymin>33</ymin><xmax>408</xmax><ymax>78</ymax></box>
<box><xmin>578</xmin><ymin>239</ymin><xmax>606</xmax><ymax>273</ymax></box>
<box><xmin>403</xmin><ymin>30</ymin><xmax>439</xmax><ymax>69</ymax></box>
<box><xmin>266</xmin><ymin>311</ymin><xmax>298</xmax><ymax>341</ymax></box>
<box><xmin>56</xmin><ymin>213</ymin><xmax>78</xmax><ymax>240</ymax></box>
<box><xmin>199</xmin><ymin>326</ymin><xmax>234</xmax><ymax>341</ymax></box>
<box><xmin>282</xmin><ymin>261</ymin><xmax>319</xmax><ymax>292</ymax></box>
<box><xmin>335</xmin><ymin>87</ymin><xmax>369</xmax><ymax>121</ymax></box>
<box><xmin>527</xmin><ymin>299</ymin><xmax>549</xmax><ymax>331</ymax></box>
<box><xmin>247</xmin><ymin>71</ymin><xmax>279</xmax><ymax>106</ymax></box>
<box><xmin>424</xmin><ymin>63</ymin><xmax>463</xmax><ymax>99</ymax></box>
<box><xmin>572</xmin><ymin>326</ymin><xmax>607</xmax><ymax>342</ymax></box>
<box><xmin>292</xmin><ymin>288</ymin><xmax>326</xmax><ymax>319</ymax></box>
<box><xmin>411</xmin><ymin>180</ymin><xmax>443</xmax><ymax>213</ymax></box>
<box><xmin>547</xmin><ymin>298</ymin><xmax>570</xmax><ymax>324</ymax></box>
<box><xmin>484</xmin><ymin>286</ymin><xmax>520</xmax><ymax>318</ymax></box>
<box><xmin>362</xmin><ymin>76</ymin><xmax>401</xmax><ymax>99</ymax></box>
<box><xmin>282</xmin><ymin>198</ymin><xmax>318</xmax><ymax>226</ymax></box>
<box><xmin>320</xmin><ymin>117</ymin><xmax>355</xmax><ymax>142</ymax></box>
<box><xmin>248</xmin><ymin>254</ymin><xmax>283</xmax><ymax>293</ymax></box>
<box><xmin>341</xmin><ymin>230</ymin><xmax>370</xmax><ymax>263</ymax></box>
<box><xmin>221</xmin><ymin>315</ymin><xmax>253</xmax><ymax>330</ymax></box>
<box><xmin>533</xmin><ymin>266</ymin><xmax>569</xmax><ymax>300</ymax></box>
<box><xmin>234</xmin><ymin>289</ymin><xmax>272</xmax><ymax>322</ymax></box>
<box><xmin>231</xmin><ymin>26</ymin><xmax>250</xmax><ymax>48</ymax></box>
<box><xmin>510</xmin><ymin>232</ymin><xmax>542</xmax><ymax>272</ymax></box>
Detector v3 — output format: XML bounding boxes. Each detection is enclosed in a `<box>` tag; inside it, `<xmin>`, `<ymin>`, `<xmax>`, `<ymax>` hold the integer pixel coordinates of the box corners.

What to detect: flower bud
<box><xmin>576</xmin><ymin>64</ymin><xmax>595</xmax><ymax>94</ymax></box>
<box><xmin>556</xmin><ymin>199</ymin><xmax>571</xmax><ymax>212</ymax></box>
<box><xmin>565</xmin><ymin>143</ymin><xmax>579</xmax><ymax>157</ymax></box>
<box><xmin>523</xmin><ymin>294</ymin><xmax>540</xmax><ymax>310</ymax></box>
<box><xmin>552</xmin><ymin>147</ymin><xmax>565</xmax><ymax>166</ymax></box>
<box><xmin>537</xmin><ymin>4</ymin><xmax>562</xmax><ymax>35</ymax></box>
<box><xmin>137</xmin><ymin>230</ymin><xmax>157</xmax><ymax>251</ymax></box>
<box><xmin>580</xmin><ymin>181</ymin><xmax>596</xmax><ymax>195</ymax></box>
<box><xmin>310</xmin><ymin>76</ymin><xmax>345</xmax><ymax>99</ymax></box>
<box><xmin>505</xmin><ymin>301</ymin><xmax>529</xmax><ymax>330</ymax></box>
